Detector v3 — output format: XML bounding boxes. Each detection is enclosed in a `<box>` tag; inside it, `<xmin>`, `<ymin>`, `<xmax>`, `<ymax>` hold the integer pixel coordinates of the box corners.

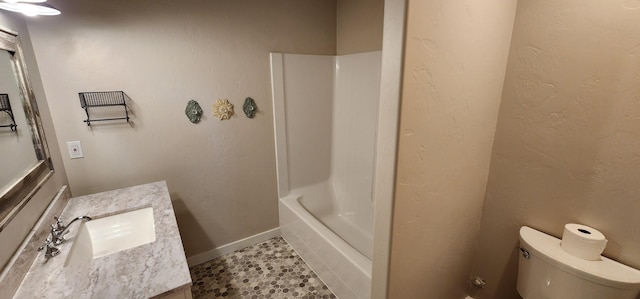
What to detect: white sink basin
<box><xmin>65</xmin><ymin>207</ymin><xmax>156</xmax><ymax>267</ymax></box>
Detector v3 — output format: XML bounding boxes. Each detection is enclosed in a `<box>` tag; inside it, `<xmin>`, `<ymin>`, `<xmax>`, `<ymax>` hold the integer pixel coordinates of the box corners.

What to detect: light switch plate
<box><xmin>67</xmin><ymin>141</ymin><xmax>84</xmax><ymax>159</ymax></box>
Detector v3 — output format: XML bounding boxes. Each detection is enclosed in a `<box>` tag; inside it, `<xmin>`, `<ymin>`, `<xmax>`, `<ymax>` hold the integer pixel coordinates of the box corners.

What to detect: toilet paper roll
<box><xmin>560</xmin><ymin>223</ymin><xmax>608</xmax><ymax>260</ymax></box>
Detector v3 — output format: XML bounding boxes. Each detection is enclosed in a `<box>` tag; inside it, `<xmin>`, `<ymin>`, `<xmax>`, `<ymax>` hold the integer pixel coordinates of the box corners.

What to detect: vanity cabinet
<box><xmin>13</xmin><ymin>181</ymin><xmax>192</xmax><ymax>299</ymax></box>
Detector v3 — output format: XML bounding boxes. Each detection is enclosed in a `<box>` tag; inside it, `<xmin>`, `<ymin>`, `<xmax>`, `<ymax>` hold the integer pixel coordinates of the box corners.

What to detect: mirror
<box><xmin>0</xmin><ymin>50</ymin><xmax>38</xmax><ymax>190</ymax></box>
<box><xmin>0</xmin><ymin>27</ymin><xmax>53</xmax><ymax>232</ymax></box>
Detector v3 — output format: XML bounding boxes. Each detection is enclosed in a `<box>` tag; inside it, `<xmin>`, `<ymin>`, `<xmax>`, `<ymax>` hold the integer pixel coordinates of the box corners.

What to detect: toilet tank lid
<box><xmin>519</xmin><ymin>226</ymin><xmax>640</xmax><ymax>290</ymax></box>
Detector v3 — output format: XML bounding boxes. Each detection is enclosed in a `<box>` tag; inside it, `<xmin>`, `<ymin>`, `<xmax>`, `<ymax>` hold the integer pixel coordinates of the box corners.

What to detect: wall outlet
<box><xmin>67</xmin><ymin>141</ymin><xmax>84</xmax><ymax>159</ymax></box>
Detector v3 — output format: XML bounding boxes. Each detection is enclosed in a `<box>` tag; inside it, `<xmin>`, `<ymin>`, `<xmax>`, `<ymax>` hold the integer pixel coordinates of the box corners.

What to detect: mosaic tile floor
<box><xmin>189</xmin><ymin>237</ymin><xmax>337</xmax><ymax>298</ymax></box>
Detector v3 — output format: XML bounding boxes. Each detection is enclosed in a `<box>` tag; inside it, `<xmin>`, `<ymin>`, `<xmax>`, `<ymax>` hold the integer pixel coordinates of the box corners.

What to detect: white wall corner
<box><xmin>186</xmin><ymin>228</ymin><xmax>281</xmax><ymax>267</ymax></box>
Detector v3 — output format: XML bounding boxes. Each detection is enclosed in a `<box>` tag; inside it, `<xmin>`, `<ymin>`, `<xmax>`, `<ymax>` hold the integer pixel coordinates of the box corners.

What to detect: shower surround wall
<box><xmin>271</xmin><ymin>51</ymin><xmax>381</xmax><ymax>298</ymax></box>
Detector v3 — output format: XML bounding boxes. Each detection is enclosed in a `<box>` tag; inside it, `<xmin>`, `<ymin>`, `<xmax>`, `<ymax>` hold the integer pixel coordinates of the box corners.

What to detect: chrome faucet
<box><xmin>38</xmin><ymin>215</ymin><xmax>92</xmax><ymax>259</ymax></box>
<box><xmin>51</xmin><ymin>215</ymin><xmax>92</xmax><ymax>245</ymax></box>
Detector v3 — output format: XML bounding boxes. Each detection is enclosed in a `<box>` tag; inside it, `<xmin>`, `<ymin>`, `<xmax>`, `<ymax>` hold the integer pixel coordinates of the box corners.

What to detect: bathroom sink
<box><xmin>65</xmin><ymin>207</ymin><xmax>156</xmax><ymax>267</ymax></box>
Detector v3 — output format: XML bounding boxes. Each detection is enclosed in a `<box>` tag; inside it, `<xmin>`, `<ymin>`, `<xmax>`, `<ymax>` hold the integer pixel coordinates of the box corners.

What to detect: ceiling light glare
<box><xmin>2</xmin><ymin>0</ymin><xmax>47</xmax><ymax>4</ymax></box>
<box><xmin>0</xmin><ymin>2</ymin><xmax>60</xmax><ymax>16</ymax></box>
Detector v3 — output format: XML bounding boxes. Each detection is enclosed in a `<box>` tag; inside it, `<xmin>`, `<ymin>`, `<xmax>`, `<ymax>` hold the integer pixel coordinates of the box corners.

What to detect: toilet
<box><xmin>517</xmin><ymin>226</ymin><xmax>640</xmax><ymax>299</ymax></box>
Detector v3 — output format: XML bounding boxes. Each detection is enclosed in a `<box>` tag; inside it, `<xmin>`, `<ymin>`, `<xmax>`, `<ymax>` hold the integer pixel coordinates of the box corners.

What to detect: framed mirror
<box><xmin>0</xmin><ymin>27</ymin><xmax>53</xmax><ymax>232</ymax></box>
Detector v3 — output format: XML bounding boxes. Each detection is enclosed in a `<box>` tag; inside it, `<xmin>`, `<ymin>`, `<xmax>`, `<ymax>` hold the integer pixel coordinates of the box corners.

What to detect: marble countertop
<box><xmin>13</xmin><ymin>181</ymin><xmax>192</xmax><ymax>298</ymax></box>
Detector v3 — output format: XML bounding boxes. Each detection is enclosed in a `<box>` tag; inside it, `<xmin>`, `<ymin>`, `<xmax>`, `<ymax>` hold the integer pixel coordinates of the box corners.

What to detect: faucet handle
<box><xmin>38</xmin><ymin>234</ymin><xmax>52</xmax><ymax>248</ymax></box>
<box><xmin>53</xmin><ymin>215</ymin><xmax>63</xmax><ymax>229</ymax></box>
<box><xmin>50</xmin><ymin>223</ymin><xmax>64</xmax><ymax>238</ymax></box>
<box><xmin>50</xmin><ymin>218</ymin><xmax>68</xmax><ymax>246</ymax></box>
<box><xmin>52</xmin><ymin>229</ymin><xmax>68</xmax><ymax>246</ymax></box>
<box><xmin>38</xmin><ymin>236</ymin><xmax>60</xmax><ymax>259</ymax></box>
<box><xmin>37</xmin><ymin>238</ymin><xmax>50</xmax><ymax>252</ymax></box>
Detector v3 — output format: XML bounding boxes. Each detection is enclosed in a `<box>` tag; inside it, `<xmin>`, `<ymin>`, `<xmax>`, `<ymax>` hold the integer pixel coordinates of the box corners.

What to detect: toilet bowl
<box><xmin>517</xmin><ymin>226</ymin><xmax>640</xmax><ymax>299</ymax></box>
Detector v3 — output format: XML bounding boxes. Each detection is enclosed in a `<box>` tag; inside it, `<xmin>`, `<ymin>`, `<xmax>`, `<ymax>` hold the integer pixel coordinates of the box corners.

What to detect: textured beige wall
<box><xmin>25</xmin><ymin>0</ymin><xmax>336</xmax><ymax>257</ymax></box>
<box><xmin>387</xmin><ymin>0</ymin><xmax>517</xmax><ymax>297</ymax></box>
<box><xmin>336</xmin><ymin>0</ymin><xmax>384</xmax><ymax>54</ymax></box>
<box><xmin>0</xmin><ymin>12</ymin><xmax>69</xmax><ymax>270</ymax></box>
<box><xmin>472</xmin><ymin>1</ymin><xmax>640</xmax><ymax>298</ymax></box>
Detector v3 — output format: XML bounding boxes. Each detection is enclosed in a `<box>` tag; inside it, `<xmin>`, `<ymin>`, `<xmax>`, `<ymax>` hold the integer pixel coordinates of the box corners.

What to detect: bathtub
<box><xmin>271</xmin><ymin>51</ymin><xmax>381</xmax><ymax>299</ymax></box>
<box><xmin>279</xmin><ymin>182</ymin><xmax>372</xmax><ymax>299</ymax></box>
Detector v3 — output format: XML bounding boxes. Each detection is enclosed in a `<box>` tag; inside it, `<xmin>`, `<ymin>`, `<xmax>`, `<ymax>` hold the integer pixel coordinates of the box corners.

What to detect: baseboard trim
<box><xmin>187</xmin><ymin>227</ymin><xmax>281</xmax><ymax>267</ymax></box>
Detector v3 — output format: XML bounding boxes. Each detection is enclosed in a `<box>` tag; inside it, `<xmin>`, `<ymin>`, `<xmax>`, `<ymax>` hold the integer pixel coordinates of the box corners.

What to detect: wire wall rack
<box><xmin>79</xmin><ymin>91</ymin><xmax>129</xmax><ymax>126</ymax></box>
<box><xmin>0</xmin><ymin>94</ymin><xmax>17</xmax><ymax>131</ymax></box>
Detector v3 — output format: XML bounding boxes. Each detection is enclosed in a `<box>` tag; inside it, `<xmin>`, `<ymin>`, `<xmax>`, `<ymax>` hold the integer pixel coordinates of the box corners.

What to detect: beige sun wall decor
<box><xmin>212</xmin><ymin>99</ymin><xmax>234</xmax><ymax>120</ymax></box>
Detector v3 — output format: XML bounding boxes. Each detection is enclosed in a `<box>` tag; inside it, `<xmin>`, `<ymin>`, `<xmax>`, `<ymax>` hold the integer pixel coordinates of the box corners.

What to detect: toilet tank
<box><xmin>517</xmin><ymin>226</ymin><xmax>640</xmax><ymax>299</ymax></box>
